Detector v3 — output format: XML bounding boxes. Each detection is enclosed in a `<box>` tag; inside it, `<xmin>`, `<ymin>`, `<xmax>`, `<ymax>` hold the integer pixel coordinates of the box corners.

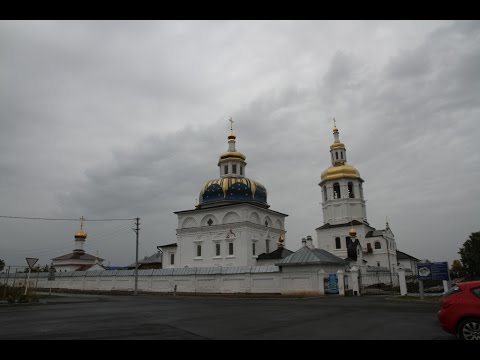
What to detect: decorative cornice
<box><xmin>177</xmin><ymin>220</ymin><xmax>285</xmax><ymax>235</ymax></box>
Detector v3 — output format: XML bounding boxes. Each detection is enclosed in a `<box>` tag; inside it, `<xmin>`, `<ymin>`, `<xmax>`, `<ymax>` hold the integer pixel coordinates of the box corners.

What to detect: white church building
<box><xmin>51</xmin><ymin>218</ymin><xmax>105</xmax><ymax>272</ymax></box>
<box><xmin>316</xmin><ymin>123</ymin><xmax>398</xmax><ymax>273</ymax></box>
<box><xmin>160</xmin><ymin>121</ymin><xmax>288</xmax><ymax>268</ymax></box>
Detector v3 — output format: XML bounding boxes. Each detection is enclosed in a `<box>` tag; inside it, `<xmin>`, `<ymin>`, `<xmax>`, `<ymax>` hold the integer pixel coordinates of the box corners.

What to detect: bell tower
<box><xmin>319</xmin><ymin>120</ymin><xmax>367</xmax><ymax>225</ymax></box>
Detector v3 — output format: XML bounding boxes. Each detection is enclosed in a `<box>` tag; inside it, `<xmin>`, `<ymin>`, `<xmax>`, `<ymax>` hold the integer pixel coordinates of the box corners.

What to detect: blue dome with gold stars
<box><xmin>199</xmin><ymin>177</ymin><xmax>268</xmax><ymax>208</ymax></box>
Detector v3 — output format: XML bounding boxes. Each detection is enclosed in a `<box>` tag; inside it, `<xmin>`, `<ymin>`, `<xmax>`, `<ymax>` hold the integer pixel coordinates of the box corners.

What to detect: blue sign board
<box><xmin>431</xmin><ymin>262</ymin><xmax>449</xmax><ymax>281</ymax></box>
<box><xmin>417</xmin><ymin>262</ymin><xmax>449</xmax><ymax>280</ymax></box>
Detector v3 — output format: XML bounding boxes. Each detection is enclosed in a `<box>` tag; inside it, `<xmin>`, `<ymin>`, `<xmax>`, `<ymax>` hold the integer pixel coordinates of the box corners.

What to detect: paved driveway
<box><xmin>0</xmin><ymin>294</ymin><xmax>454</xmax><ymax>340</ymax></box>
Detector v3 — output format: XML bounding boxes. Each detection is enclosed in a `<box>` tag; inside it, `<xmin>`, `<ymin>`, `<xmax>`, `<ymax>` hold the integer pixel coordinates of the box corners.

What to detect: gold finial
<box><xmin>80</xmin><ymin>216</ymin><xmax>85</xmax><ymax>231</ymax></box>
<box><xmin>228</xmin><ymin>117</ymin><xmax>236</xmax><ymax>140</ymax></box>
<box><xmin>333</xmin><ymin>117</ymin><xmax>339</xmax><ymax>134</ymax></box>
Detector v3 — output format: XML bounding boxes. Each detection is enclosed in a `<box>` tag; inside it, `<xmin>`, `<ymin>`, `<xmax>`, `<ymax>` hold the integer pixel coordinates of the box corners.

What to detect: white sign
<box><xmin>26</xmin><ymin>257</ymin><xmax>39</xmax><ymax>269</ymax></box>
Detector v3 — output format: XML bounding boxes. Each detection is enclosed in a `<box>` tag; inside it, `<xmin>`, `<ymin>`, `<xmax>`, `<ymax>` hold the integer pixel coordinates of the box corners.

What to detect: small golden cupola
<box><xmin>218</xmin><ymin>117</ymin><xmax>247</xmax><ymax>168</ymax></box>
<box><xmin>74</xmin><ymin>216</ymin><xmax>87</xmax><ymax>240</ymax></box>
<box><xmin>320</xmin><ymin>119</ymin><xmax>361</xmax><ymax>185</ymax></box>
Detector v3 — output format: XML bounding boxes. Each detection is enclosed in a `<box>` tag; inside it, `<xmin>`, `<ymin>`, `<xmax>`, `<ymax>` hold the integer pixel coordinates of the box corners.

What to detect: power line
<box><xmin>0</xmin><ymin>216</ymin><xmax>135</xmax><ymax>221</ymax></box>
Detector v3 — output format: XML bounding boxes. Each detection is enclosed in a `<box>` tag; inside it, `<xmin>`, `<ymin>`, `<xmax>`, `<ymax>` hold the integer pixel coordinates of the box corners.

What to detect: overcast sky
<box><xmin>1</xmin><ymin>20</ymin><xmax>479</xmax><ymax>269</ymax></box>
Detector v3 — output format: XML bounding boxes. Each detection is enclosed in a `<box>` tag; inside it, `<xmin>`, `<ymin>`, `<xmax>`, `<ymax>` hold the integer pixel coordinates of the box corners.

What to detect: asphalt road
<box><xmin>0</xmin><ymin>293</ymin><xmax>455</xmax><ymax>340</ymax></box>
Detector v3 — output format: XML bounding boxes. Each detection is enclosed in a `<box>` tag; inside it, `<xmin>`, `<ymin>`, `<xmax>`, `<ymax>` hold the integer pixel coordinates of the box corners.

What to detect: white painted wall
<box><xmin>174</xmin><ymin>203</ymin><xmax>286</xmax><ymax>268</ymax></box>
<box><xmin>321</xmin><ymin>178</ymin><xmax>367</xmax><ymax>225</ymax></box>
<box><xmin>1</xmin><ymin>264</ymin><xmax>349</xmax><ymax>296</ymax></box>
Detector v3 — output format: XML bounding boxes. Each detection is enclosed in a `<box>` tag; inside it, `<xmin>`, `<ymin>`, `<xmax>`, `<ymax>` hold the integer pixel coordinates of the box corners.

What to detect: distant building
<box><xmin>51</xmin><ymin>217</ymin><xmax>105</xmax><ymax>272</ymax></box>
<box><xmin>396</xmin><ymin>250</ymin><xmax>419</xmax><ymax>273</ymax></box>
<box><xmin>127</xmin><ymin>250</ymin><xmax>162</xmax><ymax>269</ymax></box>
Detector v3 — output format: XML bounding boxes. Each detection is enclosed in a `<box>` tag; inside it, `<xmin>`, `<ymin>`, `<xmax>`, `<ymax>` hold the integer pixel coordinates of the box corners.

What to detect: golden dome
<box><xmin>219</xmin><ymin>150</ymin><xmax>246</xmax><ymax>161</ymax></box>
<box><xmin>74</xmin><ymin>230</ymin><xmax>87</xmax><ymax>239</ymax></box>
<box><xmin>320</xmin><ymin>164</ymin><xmax>360</xmax><ymax>183</ymax></box>
<box><xmin>349</xmin><ymin>227</ymin><xmax>357</xmax><ymax>238</ymax></box>
<box><xmin>74</xmin><ymin>217</ymin><xmax>87</xmax><ymax>239</ymax></box>
<box><xmin>330</xmin><ymin>142</ymin><xmax>345</xmax><ymax>150</ymax></box>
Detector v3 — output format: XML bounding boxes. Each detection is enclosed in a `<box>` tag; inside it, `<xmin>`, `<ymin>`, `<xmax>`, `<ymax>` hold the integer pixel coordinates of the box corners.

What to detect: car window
<box><xmin>443</xmin><ymin>285</ymin><xmax>461</xmax><ymax>297</ymax></box>
<box><xmin>471</xmin><ymin>287</ymin><xmax>480</xmax><ymax>299</ymax></box>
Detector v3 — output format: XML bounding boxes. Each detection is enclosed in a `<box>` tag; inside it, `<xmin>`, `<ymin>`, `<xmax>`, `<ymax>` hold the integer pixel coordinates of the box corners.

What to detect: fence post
<box><xmin>398</xmin><ymin>266</ymin><xmax>407</xmax><ymax>296</ymax></box>
<box><xmin>317</xmin><ymin>269</ymin><xmax>326</xmax><ymax>295</ymax></box>
<box><xmin>337</xmin><ymin>269</ymin><xmax>345</xmax><ymax>296</ymax></box>
<box><xmin>351</xmin><ymin>266</ymin><xmax>360</xmax><ymax>296</ymax></box>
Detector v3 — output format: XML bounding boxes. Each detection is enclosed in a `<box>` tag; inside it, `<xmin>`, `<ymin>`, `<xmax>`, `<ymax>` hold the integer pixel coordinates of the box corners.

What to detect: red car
<box><xmin>438</xmin><ymin>280</ymin><xmax>480</xmax><ymax>340</ymax></box>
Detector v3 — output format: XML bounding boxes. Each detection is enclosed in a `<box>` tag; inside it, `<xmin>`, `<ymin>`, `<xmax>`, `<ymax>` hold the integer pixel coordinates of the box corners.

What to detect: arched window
<box><xmin>374</xmin><ymin>241</ymin><xmax>381</xmax><ymax>249</ymax></box>
<box><xmin>197</xmin><ymin>244</ymin><xmax>202</xmax><ymax>257</ymax></box>
<box><xmin>252</xmin><ymin>243</ymin><xmax>256</xmax><ymax>256</ymax></box>
<box><xmin>335</xmin><ymin>152</ymin><xmax>339</xmax><ymax>160</ymax></box>
<box><xmin>340</xmin><ymin>151</ymin><xmax>344</xmax><ymax>159</ymax></box>
<box><xmin>229</xmin><ymin>242</ymin><xmax>234</xmax><ymax>255</ymax></box>
<box><xmin>333</xmin><ymin>183</ymin><xmax>341</xmax><ymax>199</ymax></box>
<box><xmin>348</xmin><ymin>182</ymin><xmax>355</xmax><ymax>198</ymax></box>
<box><xmin>323</xmin><ymin>186</ymin><xmax>327</xmax><ymax>201</ymax></box>
<box><xmin>215</xmin><ymin>243</ymin><xmax>220</xmax><ymax>256</ymax></box>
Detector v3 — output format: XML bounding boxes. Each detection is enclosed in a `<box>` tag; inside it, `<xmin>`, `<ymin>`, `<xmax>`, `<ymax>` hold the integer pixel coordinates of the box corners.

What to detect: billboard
<box><xmin>416</xmin><ymin>261</ymin><xmax>449</xmax><ymax>281</ymax></box>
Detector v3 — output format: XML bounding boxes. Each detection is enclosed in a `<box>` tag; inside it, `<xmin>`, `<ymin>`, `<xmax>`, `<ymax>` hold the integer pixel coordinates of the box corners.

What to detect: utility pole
<box><xmin>133</xmin><ymin>217</ymin><xmax>141</xmax><ymax>295</ymax></box>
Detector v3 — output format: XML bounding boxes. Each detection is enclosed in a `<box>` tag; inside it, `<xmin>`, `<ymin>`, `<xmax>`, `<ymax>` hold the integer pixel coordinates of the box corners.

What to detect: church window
<box><xmin>335</xmin><ymin>237</ymin><xmax>341</xmax><ymax>249</ymax></box>
<box><xmin>224</xmin><ymin>165</ymin><xmax>228</xmax><ymax>174</ymax></box>
<box><xmin>232</xmin><ymin>164</ymin><xmax>237</xmax><ymax>174</ymax></box>
<box><xmin>197</xmin><ymin>245</ymin><xmax>202</xmax><ymax>257</ymax></box>
<box><xmin>348</xmin><ymin>182</ymin><xmax>355</xmax><ymax>198</ymax></box>
<box><xmin>265</xmin><ymin>220</ymin><xmax>269</xmax><ymax>227</ymax></box>
<box><xmin>375</xmin><ymin>242</ymin><xmax>381</xmax><ymax>249</ymax></box>
<box><xmin>266</xmin><ymin>239</ymin><xmax>270</xmax><ymax>254</ymax></box>
<box><xmin>229</xmin><ymin>242</ymin><xmax>234</xmax><ymax>255</ymax></box>
<box><xmin>335</xmin><ymin>152</ymin><xmax>339</xmax><ymax>160</ymax></box>
<box><xmin>340</xmin><ymin>151</ymin><xmax>344</xmax><ymax>159</ymax></box>
<box><xmin>377</xmin><ymin>262</ymin><xmax>381</xmax><ymax>267</ymax></box>
<box><xmin>323</xmin><ymin>186</ymin><xmax>327</xmax><ymax>201</ymax></box>
<box><xmin>216</xmin><ymin>243</ymin><xmax>220</xmax><ymax>256</ymax></box>
<box><xmin>346</xmin><ymin>236</ymin><xmax>352</xmax><ymax>248</ymax></box>
<box><xmin>240</xmin><ymin>166</ymin><xmax>243</xmax><ymax>175</ymax></box>
<box><xmin>207</xmin><ymin>218</ymin><xmax>213</xmax><ymax>226</ymax></box>
<box><xmin>170</xmin><ymin>254</ymin><xmax>175</xmax><ymax>265</ymax></box>
<box><xmin>252</xmin><ymin>243</ymin><xmax>256</xmax><ymax>255</ymax></box>
<box><xmin>333</xmin><ymin>183</ymin><xmax>341</xmax><ymax>199</ymax></box>
<box><xmin>331</xmin><ymin>153</ymin><xmax>334</xmax><ymax>162</ymax></box>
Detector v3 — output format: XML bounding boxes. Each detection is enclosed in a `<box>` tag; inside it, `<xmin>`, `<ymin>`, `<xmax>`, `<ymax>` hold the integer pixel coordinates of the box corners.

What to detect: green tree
<box><xmin>459</xmin><ymin>232</ymin><xmax>480</xmax><ymax>278</ymax></box>
<box><xmin>450</xmin><ymin>259</ymin><xmax>464</xmax><ymax>278</ymax></box>
<box><xmin>0</xmin><ymin>259</ymin><xmax>4</xmax><ymax>272</ymax></box>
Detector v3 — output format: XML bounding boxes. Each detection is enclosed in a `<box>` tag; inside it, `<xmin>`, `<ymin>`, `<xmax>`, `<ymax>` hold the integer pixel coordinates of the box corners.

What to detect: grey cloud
<box><xmin>1</xmin><ymin>20</ymin><xmax>477</xmax><ymax>269</ymax></box>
